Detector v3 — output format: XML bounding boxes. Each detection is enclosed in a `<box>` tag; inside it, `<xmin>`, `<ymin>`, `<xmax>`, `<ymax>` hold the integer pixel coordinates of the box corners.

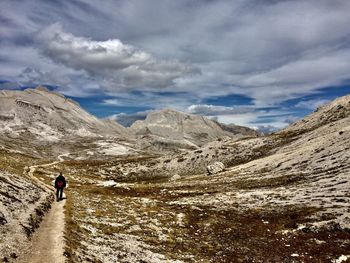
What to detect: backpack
<box><xmin>57</xmin><ymin>180</ymin><xmax>64</xmax><ymax>188</ymax></box>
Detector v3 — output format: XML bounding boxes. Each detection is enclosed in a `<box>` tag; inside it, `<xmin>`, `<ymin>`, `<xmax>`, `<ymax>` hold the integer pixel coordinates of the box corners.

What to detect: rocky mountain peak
<box><xmin>282</xmin><ymin>94</ymin><xmax>350</xmax><ymax>134</ymax></box>
<box><xmin>129</xmin><ymin>108</ymin><xmax>258</xmax><ymax>150</ymax></box>
<box><xmin>0</xmin><ymin>87</ymin><xmax>124</xmax><ymax>143</ymax></box>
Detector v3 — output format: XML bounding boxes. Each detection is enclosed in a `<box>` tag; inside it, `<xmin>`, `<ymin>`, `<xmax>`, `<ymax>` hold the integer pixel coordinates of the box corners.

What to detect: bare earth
<box><xmin>19</xmin><ymin>199</ymin><xmax>66</xmax><ymax>263</ymax></box>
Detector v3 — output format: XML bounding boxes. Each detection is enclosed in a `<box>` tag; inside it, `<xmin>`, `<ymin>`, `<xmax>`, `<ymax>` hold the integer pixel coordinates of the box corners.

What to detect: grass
<box><xmin>0</xmin><ymin>150</ymin><xmax>44</xmax><ymax>176</ymax></box>
<box><xmin>54</xmin><ymin>159</ymin><xmax>350</xmax><ymax>262</ymax></box>
<box><xmin>24</xmin><ymin>153</ymin><xmax>350</xmax><ymax>262</ymax></box>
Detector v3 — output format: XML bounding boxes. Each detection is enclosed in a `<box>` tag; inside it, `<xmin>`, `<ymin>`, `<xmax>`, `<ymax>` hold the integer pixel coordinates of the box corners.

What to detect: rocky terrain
<box><xmin>54</xmin><ymin>94</ymin><xmax>348</xmax><ymax>262</ymax></box>
<box><xmin>0</xmin><ymin>87</ymin><xmax>131</xmax><ymax>158</ymax></box>
<box><xmin>0</xmin><ymin>89</ymin><xmax>350</xmax><ymax>262</ymax></box>
<box><xmin>0</xmin><ymin>150</ymin><xmax>53</xmax><ymax>262</ymax></box>
<box><xmin>0</xmin><ymin>87</ymin><xmax>256</xmax><ymax>157</ymax></box>
<box><xmin>129</xmin><ymin>108</ymin><xmax>259</xmax><ymax>151</ymax></box>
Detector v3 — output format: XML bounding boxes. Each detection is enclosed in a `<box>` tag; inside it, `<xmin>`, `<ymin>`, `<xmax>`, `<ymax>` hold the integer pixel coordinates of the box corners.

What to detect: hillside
<box><xmin>33</xmin><ymin>94</ymin><xmax>348</xmax><ymax>262</ymax></box>
<box><xmin>0</xmin><ymin>150</ymin><xmax>53</xmax><ymax>262</ymax></box>
<box><xmin>0</xmin><ymin>87</ymin><xmax>259</xmax><ymax>156</ymax></box>
<box><xmin>0</xmin><ymin>93</ymin><xmax>349</xmax><ymax>262</ymax></box>
<box><xmin>0</xmin><ymin>87</ymin><xmax>136</xmax><ymax>158</ymax></box>
<box><xmin>128</xmin><ymin>108</ymin><xmax>259</xmax><ymax>151</ymax></box>
<box><xmin>0</xmin><ymin>87</ymin><xmax>126</xmax><ymax>139</ymax></box>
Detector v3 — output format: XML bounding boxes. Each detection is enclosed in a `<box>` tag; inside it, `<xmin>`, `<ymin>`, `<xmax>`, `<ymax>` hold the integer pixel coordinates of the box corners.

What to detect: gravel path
<box><xmin>20</xmin><ymin>198</ymin><xmax>66</xmax><ymax>263</ymax></box>
<box><xmin>19</xmin><ymin>161</ymin><xmax>67</xmax><ymax>263</ymax></box>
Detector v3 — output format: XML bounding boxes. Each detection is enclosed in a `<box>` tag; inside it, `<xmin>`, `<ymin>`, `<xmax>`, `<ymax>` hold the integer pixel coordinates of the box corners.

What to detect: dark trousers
<box><xmin>56</xmin><ymin>187</ymin><xmax>64</xmax><ymax>201</ymax></box>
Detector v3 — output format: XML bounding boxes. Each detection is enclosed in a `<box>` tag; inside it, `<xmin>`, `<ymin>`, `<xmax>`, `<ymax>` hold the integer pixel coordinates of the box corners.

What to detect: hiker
<box><xmin>55</xmin><ymin>172</ymin><xmax>66</xmax><ymax>201</ymax></box>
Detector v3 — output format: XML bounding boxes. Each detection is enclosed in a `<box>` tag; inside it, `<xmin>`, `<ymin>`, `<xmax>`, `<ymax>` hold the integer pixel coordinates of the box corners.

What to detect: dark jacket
<box><xmin>55</xmin><ymin>175</ymin><xmax>66</xmax><ymax>189</ymax></box>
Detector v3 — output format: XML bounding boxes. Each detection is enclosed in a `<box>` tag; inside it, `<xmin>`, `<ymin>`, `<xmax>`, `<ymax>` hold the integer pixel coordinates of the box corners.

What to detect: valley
<box><xmin>0</xmin><ymin>89</ymin><xmax>349</xmax><ymax>262</ymax></box>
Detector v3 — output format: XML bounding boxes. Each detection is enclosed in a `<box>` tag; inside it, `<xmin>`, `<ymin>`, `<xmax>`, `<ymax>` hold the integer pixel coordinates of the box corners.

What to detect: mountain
<box><xmin>0</xmin><ymin>87</ymin><xmax>131</xmax><ymax>158</ymax></box>
<box><xmin>0</xmin><ymin>86</ymin><xmax>126</xmax><ymax>140</ymax></box>
<box><xmin>281</xmin><ymin>94</ymin><xmax>350</xmax><ymax>134</ymax></box>
<box><xmin>128</xmin><ymin>108</ymin><xmax>259</xmax><ymax>151</ymax></box>
<box><xmin>0</xmin><ymin>87</ymin><xmax>260</xmax><ymax>156</ymax></box>
<box><xmin>1</xmin><ymin>93</ymin><xmax>350</xmax><ymax>262</ymax></box>
<box><xmin>61</xmin><ymin>94</ymin><xmax>350</xmax><ymax>262</ymax></box>
<box><xmin>213</xmin><ymin>120</ymin><xmax>262</xmax><ymax>136</ymax></box>
<box><xmin>137</xmin><ymin>94</ymin><xmax>350</xmax><ymax>178</ymax></box>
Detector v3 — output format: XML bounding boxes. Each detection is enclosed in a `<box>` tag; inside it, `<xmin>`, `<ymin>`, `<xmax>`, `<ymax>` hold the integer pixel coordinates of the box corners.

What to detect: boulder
<box><xmin>207</xmin><ymin>162</ymin><xmax>225</xmax><ymax>175</ymax></box>
<box><xmin>0</xmin><ymin>212</ymin><xmax>7</xmax><ymax>225</ymax></box>
<box><xmin>97</xmin><ymin>180</ymin><xmax>118</xmax><ymax>187</ymax></box>
<box><xmin>170</xmin><ymin>174</ymin><xmax>181</xmax><ymax>181</ymax></box>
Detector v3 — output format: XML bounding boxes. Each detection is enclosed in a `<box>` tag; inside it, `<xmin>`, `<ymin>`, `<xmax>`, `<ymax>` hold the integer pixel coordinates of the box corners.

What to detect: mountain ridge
<box><xmin>128</xmin><ymin>108</ymin><xmax>259</xmax><ymax>150</ymax></box>
<box><xmin>0</xmin><ymin>87</ymin><xmax>260</xmax><ymax>154</ymax></box>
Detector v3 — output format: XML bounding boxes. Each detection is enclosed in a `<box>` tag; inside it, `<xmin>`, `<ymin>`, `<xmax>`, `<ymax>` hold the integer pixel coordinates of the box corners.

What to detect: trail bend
<box><xmin>20</xmin><ymin>159</ymin><xmax>67</xmax><ymax>263</ymax></box>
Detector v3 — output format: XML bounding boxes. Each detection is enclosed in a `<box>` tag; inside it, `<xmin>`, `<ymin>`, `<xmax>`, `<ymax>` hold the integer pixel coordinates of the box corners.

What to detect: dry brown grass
<box><xmin>55</xmin><ymin>159</ymin><xmax>350</xmax><ymax>262</ymax></box>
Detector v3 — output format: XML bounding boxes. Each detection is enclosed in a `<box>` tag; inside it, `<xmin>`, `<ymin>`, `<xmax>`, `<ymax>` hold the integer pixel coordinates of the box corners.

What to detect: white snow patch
<box><xmin>71</xmin><ymin>128</ymin><xmax>101</xmax><ymax>137</ymax></box>
<box><xmin>28</xmin><ymin>122</ymin><xmax>61</xmax><ymax>141</ymax></box>
<box><xmin>97</xmin><ymin>142</ymin><xmax>132</xmax><ymax>156</ymax></box>
<box><xmin>176</xmin><ymin>213</ymin><xmax>186</xmax><ymax>226</ymax></box>
<box><xmin>97</xmin><ymin>180</ymin><xmax>118</xmax><ymax>187</ymax></box>
<box><xmin>332</xmin><ymin>255</ymin><xmax>349</xmax><ymax>263</ymax></box>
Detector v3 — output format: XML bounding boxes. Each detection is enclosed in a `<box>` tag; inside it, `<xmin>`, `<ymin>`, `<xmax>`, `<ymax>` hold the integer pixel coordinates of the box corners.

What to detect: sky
<box><xmin>1</xmin><ymin>0</ymin><xmax>350</xmax><ymax>131</ymax></box>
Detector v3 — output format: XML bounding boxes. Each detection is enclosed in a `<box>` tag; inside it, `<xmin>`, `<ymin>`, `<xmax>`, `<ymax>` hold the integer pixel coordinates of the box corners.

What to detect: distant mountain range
<box><xmin>0</xmin><ymin>86</ymin><xmax>260</xmax><ymax>154</ymax></box>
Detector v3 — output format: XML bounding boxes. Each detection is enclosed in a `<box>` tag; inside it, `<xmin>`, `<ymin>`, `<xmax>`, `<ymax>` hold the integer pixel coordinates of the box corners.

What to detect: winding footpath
<box><xmin>20</xmin><ymin>159</ymin><xmax>67</xmax><ymax>263</ymax></box>
<box><xmin>22</xmin><ymin>199</ymin><xmax>66</xmax><ymax>263</ymax></box>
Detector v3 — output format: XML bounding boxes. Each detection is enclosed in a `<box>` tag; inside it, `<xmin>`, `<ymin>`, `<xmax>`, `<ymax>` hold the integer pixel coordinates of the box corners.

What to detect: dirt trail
<box><xmin>21</xmin><ymin>199</ymin><xmax>66</xmax><ymax>263</ymax></box>
<box><xmin>19</xmin><ymin>161</ymin><xmax>67</xmax><ymax>263</ymax></box>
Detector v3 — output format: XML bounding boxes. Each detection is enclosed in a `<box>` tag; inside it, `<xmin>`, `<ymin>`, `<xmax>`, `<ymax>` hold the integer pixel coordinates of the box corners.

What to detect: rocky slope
<box><xmin>0</xmin><ymin>93</ymin><xmax>349</xmax><ymax>262</ymax></box>
<box><xmin>0</xmin><ymin>87</ymin><xmax>137</xmax><ymax>158</ymax></box>
<box><xmin>128</xmin><ymin>108</ymin><xmax>259</xmax><ymax>151</ymax></box>
<box><xmin>282</xmin><ymin>94</ymin><xmax>350</xmax><ymax>134</ymax></box>
<box><xmin>121</xmin><ymin>94</ymin><xmax>350</xmax><ymax>180</ymax></box>
<box><xmin>0</xmin><ymin>150</ymin><xmax>53</xmax><ymax>262</ymax></box>
<box><xmin>0</xmin><ymin>86</ymin><xmax>126</xmax><ymax>140</ymax></box>
<box><xmin>39</xmin><ymin>94</ymin><xmax>350</xmax><ymax>262</ymax></box>
<box><xmin>0</xmin><ymin>87</ymin><xmax>259</xmax><ymax>156</ymax></box>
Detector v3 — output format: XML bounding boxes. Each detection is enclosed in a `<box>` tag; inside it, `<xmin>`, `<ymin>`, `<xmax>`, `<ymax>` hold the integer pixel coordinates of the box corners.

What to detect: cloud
<box><xmin>284</xmin><ymin>115</ymin><xmax>301</xmax><ymax>125</ymax></box>
<box><xmin>0</xmin><ymin>81</ymin><xmax>21</xmax><ymax>90</ymax></box>
<box><xmin>107</xmin><ymin>111</ymin><xmax>150</xmax><ymax>127</ymax></box>
<box><xmin>36</xmin><ymin>23</ymin><xmax>199</xmax><ymax>90</ymax></box>
<box><xmin>1</xmin><ymin>0</ymin><xmax>350</xmax><ymax>129</ymax></box>
<box><xmin>187</xmin><ymin>104</ymin><xmax>253</xmax><ymax>116</ymax></box>
<box><xmin>102</xmin><ymin>91</ymin><xmax>198</xmax><ymax>110</ymax></box>
<box><xmin>255</xmin><ymin>125</ymin><xmax>279</xmax><ymax>134</ymax></box>
<box><xmin>186</xmin><ymin>103</ymin><xmax>296</xmax><ymax>130</ymax></box>
<box><xmin>295</xmin><ymin>99</ymin><xmax>330</xmax><ymax>110</ymax></box>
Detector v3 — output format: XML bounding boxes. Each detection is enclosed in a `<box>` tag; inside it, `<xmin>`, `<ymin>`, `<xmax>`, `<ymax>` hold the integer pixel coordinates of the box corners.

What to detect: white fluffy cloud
<box><xmin>1</xmin><ymin>0</ymin><xmax>350</xmax><ymax>129</ymax></box>
<box><xmin>36</xmin><ymin>24</ymin><xmax>199</xmax><ymax>90</ymax></box>
<box><xmin>107</xmin><ymin>111</ymin><xmax>151</xmax><ymax>127</ymax></box>
<box><xmin>186</xmin><ymin>103</ymin><xmax>297</xmax><ymax>130</ymax></box>
<box><xmin>188</xmin><ymin>104</ymin><xmax>253</xmax><ymax>116</ymax></box>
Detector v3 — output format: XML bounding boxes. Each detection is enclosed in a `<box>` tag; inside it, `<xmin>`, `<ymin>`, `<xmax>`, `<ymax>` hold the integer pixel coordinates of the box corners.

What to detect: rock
<box><xmin>333</xmin><ymin>255</ymin><xmax>349</xmax><ymax>263</ymax></box>
<box><xmin>97</xmin><ymin>180</ymin><xmax>118</xmax><ymax>187</ymax></box>
<box><xmin>207</xmin><ymin>161</ymin><xmax>225</xmax><ymax>175</ymax></box>
<box><xmin>0</xmin><ymin>212</ymin><xmax>7</xmax><ymax>225</ymax></box>
<box><xmin>170</xmin><ymin>174</ymin><xmax>181</xmax><ymax>181</ymax></box>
